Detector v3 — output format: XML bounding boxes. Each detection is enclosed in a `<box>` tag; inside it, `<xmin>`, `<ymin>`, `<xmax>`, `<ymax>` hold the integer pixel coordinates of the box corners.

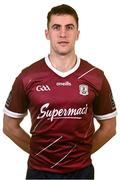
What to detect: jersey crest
<box><xmin>79</xmin><ymin>84</ymin><xmax>89</xmax><ymax>96</ymax></box>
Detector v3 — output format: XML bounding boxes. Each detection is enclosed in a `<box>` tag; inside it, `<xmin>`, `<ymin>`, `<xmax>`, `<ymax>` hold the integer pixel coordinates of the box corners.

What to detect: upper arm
<box><xmin>93</xmin><ymin>72</ymin><xmax>117</xmax><ymax>122</ymax></box>
<box><xmin>4</xmin><ymin>73</ymin><xmax>29</xmax><ymax>119</ymax></box>
<box><xmin>3</xmin><ymin>72</ymin><xmax>29</xmax><ymax>135</ymax></box>
<box><xmin>96</xmin><ymin>117</ymin><xmax>116</xmax><ymax>134</ymax></box>
<box><xmin>3</xmin><ymin>114</ymin><xmax>23</xmax><ymax>133</ymax></box>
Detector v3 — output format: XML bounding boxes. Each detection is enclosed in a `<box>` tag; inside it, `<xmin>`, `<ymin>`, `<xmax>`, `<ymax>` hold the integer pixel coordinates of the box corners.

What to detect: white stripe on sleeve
<box><xmin>4</xmin><ymin>107</ymin><xmax>27</xmax><ymax>119</ymax></box>
<box><xmin>94</xmin><ymin>110</ymin><xmax>117</xmax><ymax>120</ymax></box>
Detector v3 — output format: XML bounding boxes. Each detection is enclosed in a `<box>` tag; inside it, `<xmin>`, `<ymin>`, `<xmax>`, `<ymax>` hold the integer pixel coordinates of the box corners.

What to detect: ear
<box><xmin>76</xmin><ymin>30</ymin><xmax>80</xmax><ymax>40</ymax></box>
<box><xmin>45</xmin><ymin>29</ymin><xmax>50</xmax><ymax>40</ymax></box>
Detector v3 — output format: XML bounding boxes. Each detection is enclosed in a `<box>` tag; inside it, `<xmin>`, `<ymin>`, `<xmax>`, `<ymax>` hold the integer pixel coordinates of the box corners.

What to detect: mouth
<box><xmin>58</xmin><ymin>41</ymin><xmax>69</xmax><ymax>45</ymax></box>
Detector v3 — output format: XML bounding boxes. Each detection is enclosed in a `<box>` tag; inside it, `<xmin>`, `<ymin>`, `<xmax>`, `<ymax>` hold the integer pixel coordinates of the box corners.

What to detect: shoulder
<box><xmin>15</xmin><ymin>58</ymin><xmax>47</xmax><ymax>86</ymax></box>
<box><xmin>79</xmin><ymin>58</ymin><xmax>104</xmax><ymax>77</ymax></box>
<box><xmin>22</xmin><ymin>58</ymin><xmax>46</xmax><ymax>74</ymax></box>
<box><xmin>17</xmin><ymin>58</ymin><xmax>47</xmax><ymax>78</ymax></box>
<box><xmin>78</xmin><ymin>58</ymin><xmax>106</xmax><ymax>91</ymax></box>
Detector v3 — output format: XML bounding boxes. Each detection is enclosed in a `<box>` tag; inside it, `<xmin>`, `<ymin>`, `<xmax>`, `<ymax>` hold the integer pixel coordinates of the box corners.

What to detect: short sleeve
<box><xmin>4</xmin><ymin>74</ymin><xmax>29</xmax><ymax>118</ymax></box>
<box><xmin>93</xmin><ymin>74</ymin><xmax>117</xmax><ymax>120</ymax></box>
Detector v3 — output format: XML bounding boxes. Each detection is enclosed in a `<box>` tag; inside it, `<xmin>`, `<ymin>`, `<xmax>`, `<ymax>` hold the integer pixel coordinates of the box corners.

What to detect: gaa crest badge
<box><xmin>79</xmin><ymin>84</ymin><xmax>89</xmax><ymax>96</ymax></box>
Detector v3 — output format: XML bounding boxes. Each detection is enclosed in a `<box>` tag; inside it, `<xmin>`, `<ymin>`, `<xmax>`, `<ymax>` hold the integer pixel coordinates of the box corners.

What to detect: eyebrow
<box><xmin>66</xmin><ymin>24</ymin><xmax>75</xmax><ymax>28</ymax></box>
<box><xmin>51</xmin><ymin>23</ymin><xmax>75</xmax><ymax>28</ymax></box>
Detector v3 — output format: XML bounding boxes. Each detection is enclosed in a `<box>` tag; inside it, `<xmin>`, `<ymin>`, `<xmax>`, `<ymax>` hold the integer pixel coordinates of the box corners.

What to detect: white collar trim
<box><xmin>45</xmin><ymin>56</ymin><xmax>80</xmax><ymax>77</ymax></box>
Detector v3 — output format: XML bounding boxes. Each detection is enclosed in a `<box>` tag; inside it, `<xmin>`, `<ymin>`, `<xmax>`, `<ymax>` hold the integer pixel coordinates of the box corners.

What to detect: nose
<box><xmin>59</xmin><ymin>27</ymin><xmax>66</xmax><ymax>38</ymax></box>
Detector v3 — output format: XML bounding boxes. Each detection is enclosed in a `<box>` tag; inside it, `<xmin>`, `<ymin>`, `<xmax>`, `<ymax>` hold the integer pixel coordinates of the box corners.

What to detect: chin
<box><xmin>57</xmin><ymin>50</ymin><xmax>72</xmax><ymax>56</ymax></box>
<box><xmin>58</xmin><ymin>52</ymin><xmax>69</xmax><ymax>56</ymax></box>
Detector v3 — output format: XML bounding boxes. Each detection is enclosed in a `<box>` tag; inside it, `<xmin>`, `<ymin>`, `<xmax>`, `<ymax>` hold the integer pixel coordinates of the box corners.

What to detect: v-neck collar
<box><xmin>45</xmin><ymin>56</ymin><xmax>81</xmax><ymax>78</ymax></box>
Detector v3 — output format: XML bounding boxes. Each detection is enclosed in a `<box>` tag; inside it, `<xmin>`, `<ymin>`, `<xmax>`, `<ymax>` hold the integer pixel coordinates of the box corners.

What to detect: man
<box><xmin>3</xmin><ymin>4</ymin><xmax>117</xmax><ymax>179</ymax></box>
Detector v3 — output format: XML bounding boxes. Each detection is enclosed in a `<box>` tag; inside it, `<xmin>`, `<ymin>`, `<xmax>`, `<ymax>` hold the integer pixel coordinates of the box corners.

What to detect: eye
<box><xmin>66</xmin><ymin>25</ymin><xmax>75</xmax><ymax>31</ymax></box>
<box><xmin>52</xmin><ymin>25</ymin><xmax>61</xmax><ymax>31</ymax></box>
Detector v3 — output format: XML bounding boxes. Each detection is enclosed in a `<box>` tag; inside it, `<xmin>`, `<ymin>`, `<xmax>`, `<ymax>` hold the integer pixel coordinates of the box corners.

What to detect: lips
<box><xmin>58</xmin><ymin>41</ymin><xmax>69</xmax><ymax>45</ymax></box>
<box><xmin>58</xmin><ymin>41</ymin><xmax>69</xmax><ymax>43</ymax></box>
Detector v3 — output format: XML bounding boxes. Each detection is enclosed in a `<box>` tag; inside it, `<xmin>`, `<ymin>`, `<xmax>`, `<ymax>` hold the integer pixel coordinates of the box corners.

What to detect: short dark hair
<box><xmin>47</xmin><ymin>4</ymin><xmax>79</xmax><ymax>29</ymax></box>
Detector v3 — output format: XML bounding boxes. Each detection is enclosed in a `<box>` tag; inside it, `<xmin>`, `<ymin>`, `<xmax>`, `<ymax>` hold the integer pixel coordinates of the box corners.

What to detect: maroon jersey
<box><xmin>4</xmin><ymin>57</ymin><xmax>117</xmax><ymax>173</ymax></box>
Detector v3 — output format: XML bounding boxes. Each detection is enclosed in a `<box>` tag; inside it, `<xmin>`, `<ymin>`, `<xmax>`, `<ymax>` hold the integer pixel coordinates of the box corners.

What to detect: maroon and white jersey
<box><xmin>4</xmin><ymin>56</ymin><xmax>117</xmax><ymax>173</ymax></box>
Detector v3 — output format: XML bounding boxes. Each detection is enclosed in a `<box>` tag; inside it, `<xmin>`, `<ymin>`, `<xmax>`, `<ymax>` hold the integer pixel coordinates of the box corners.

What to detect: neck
<box><xmin>49</xmin><ymin>53</ymin><xmax>77</xmax><ymax>72</ymax></box>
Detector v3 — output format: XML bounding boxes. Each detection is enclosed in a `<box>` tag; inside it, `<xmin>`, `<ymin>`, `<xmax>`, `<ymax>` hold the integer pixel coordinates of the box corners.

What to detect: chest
<box><xmin>25</xmin><ymin>74</ymin><xmax>96</xmax><ymax>108</ymax></box>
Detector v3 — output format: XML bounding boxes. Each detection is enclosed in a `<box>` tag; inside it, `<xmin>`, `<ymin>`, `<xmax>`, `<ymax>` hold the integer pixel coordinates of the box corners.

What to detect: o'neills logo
<box><xmin>37</xmin><ymin>103</ymin><xmax>88</xmax><ymax>122</ymax></box>
<box><xmin>56</xmin><ymin>81</ymin><xmax>71</xmax><ymax>86</ymax></box>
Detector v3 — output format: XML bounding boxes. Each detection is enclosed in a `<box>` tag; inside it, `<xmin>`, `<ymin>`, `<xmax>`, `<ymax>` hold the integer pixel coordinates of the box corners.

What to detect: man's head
<box><xmin>45</xmin><ymin>4</ymin><xmax>80</xmax><ymax>56</ymax></box>
<box><xmin>47</xmin><ymin>4</ymin><xmax>79</xmax><ymax>29</ymax></box>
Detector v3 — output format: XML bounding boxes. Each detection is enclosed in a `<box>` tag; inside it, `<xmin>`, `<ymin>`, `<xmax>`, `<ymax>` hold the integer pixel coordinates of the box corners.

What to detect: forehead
<box><xmin>49</xmin><ymin>14</ymin><xmax>77</xmax><ymax>26</ymax></box>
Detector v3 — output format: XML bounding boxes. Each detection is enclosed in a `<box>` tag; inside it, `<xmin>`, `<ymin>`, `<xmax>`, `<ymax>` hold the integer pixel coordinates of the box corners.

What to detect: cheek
<box><xmin>74</xmin><ymin>32</ymin><xmax>79</xmax><ymax>40</ymax></box>
<box><xmin>70</xmin><ymin>35</ymin><xmax>78</xmax><ymax>44</ymax></box>
<box><xmin>71</xmin><ymin>31</ymin><xmax>79</xmax><ymax>41</ymax></box>
<box><xmin>69</xmin><ymin>32</ymin><xmax>79</xmax><ymax>41</ymax></box>
<box><xmin>48</xmin><ymin>32</ymin><xmax>58</xmax><ymax>41</ymax></box>
<box><xmin>50</xmin><ymin>37</ymin><xmax>57</xmax><ymax>47</ymax></box>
